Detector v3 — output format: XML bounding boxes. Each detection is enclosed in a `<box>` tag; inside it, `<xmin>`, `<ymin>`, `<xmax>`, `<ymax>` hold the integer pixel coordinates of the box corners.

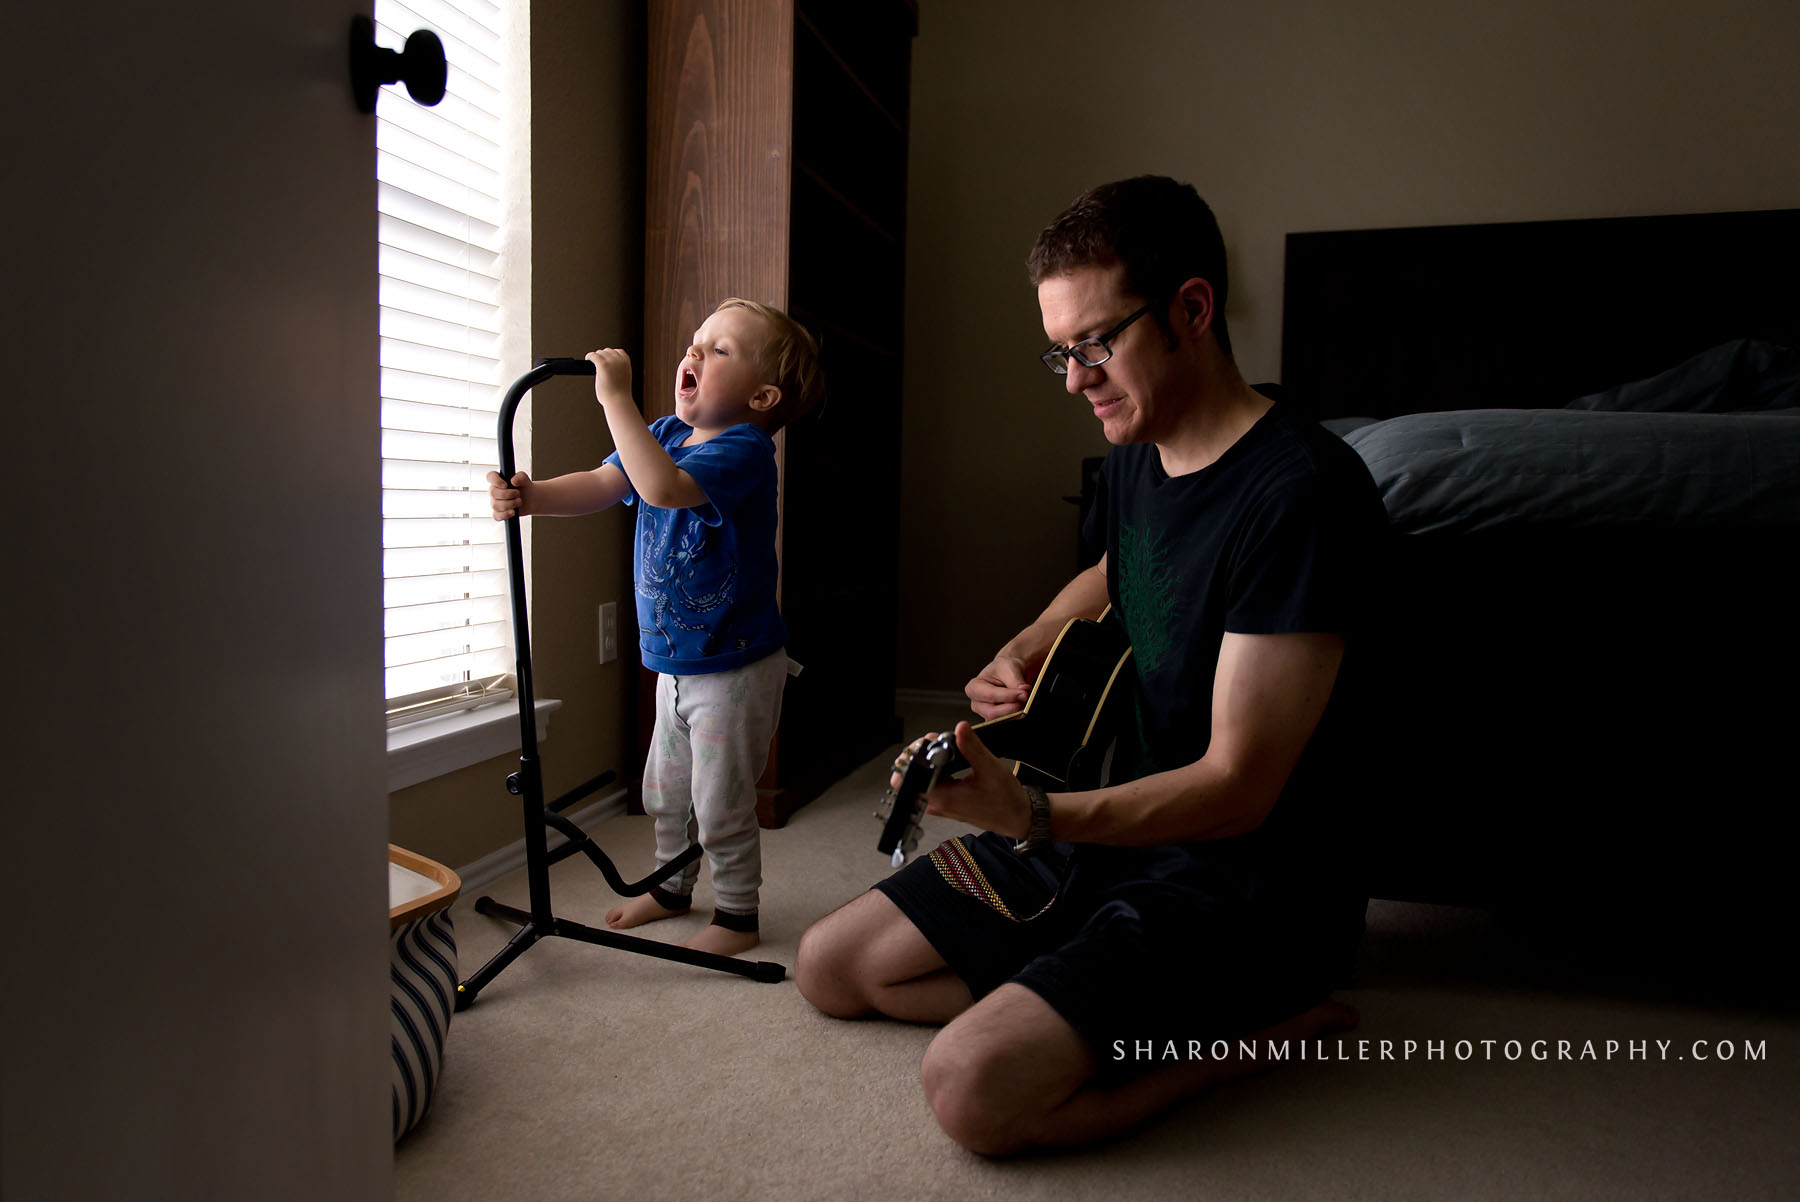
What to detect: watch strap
<box><xmin>1013</xmin><ymin>783</ymin><xmax>1052</xmax><ymax>854</ymax></box>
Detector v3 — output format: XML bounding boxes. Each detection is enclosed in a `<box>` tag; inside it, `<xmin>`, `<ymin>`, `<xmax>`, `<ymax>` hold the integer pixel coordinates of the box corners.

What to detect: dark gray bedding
<box><xmin>1278</xmin><ymin>222</ymin><xmax>1800</xmax><ymax>947</ymax></box>
<box><xmin>1340</xmin><ymin>407</ymin><xmax>1800</xmax><ymax>534</ymax></box>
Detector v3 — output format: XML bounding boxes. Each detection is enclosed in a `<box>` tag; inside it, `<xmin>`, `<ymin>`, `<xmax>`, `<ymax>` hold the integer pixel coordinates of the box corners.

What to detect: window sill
<box><xmin>387</xmin><ymin>698</ymin><xmax>561</xmax><ymax>793</ymax></box>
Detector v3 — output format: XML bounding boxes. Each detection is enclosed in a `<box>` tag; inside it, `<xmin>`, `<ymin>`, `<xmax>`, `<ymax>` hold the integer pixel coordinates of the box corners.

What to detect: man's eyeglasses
<box><xmin>1040</xmin><ymin>304</ymin><xmax>1152</xmax><ymax>375</ymax></box>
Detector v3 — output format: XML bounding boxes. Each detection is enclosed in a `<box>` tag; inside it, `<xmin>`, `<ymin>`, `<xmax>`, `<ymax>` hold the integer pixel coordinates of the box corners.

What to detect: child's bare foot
<box><xmin>684</xmin><ymin>924</ymin><xmax>760</xmax><ymax>957</ymax></box>
<box><xmin>605</xmin><ymin>892</ymin><xmax>688</xmax><ymax>930</ymax></box>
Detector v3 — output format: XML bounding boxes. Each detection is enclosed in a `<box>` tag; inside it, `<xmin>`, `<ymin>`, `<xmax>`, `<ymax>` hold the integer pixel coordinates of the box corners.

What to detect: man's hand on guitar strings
<box><xmin>965</xmin><ymin>655</ymin><xmax>1032</xmax><ymax>721</ymax></box>
<box><xmin>921</xmin><ymin>722</ymin><xmax>1033</xmax><ymax>843</ymax></box>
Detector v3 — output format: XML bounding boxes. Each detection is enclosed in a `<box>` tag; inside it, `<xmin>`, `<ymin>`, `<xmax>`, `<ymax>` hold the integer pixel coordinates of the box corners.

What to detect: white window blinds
<box><xmin>377</xmin><ymin>0</ymin><xmax>515</xmax><ymax>718</ymax></box>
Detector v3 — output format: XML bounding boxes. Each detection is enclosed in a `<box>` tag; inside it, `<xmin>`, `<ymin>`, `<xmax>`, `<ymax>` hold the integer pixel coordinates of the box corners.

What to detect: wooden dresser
<box><xmin>644</xmin><ymin>0</ymin><xmax>916</xmax><ymax>825</ymax></box>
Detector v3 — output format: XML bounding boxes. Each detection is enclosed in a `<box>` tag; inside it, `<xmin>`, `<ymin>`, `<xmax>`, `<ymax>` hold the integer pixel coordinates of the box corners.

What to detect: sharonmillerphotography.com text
<box><xmin>1111</xmin><ymin>1037</ymin><xmax>1769</xmax><ymax>1065</ymax></box>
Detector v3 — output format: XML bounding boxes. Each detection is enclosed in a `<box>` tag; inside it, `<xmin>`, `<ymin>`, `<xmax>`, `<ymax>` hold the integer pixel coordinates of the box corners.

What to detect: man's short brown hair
<box><xmin>1026</xmin><ymin>175</ymin><xmax>1234</xmax><ymax>358</ymax></box>
<box><xmin>716</xmin><ymin>298</ymin><xmax>825</xmax><ymax>431</ymax></box>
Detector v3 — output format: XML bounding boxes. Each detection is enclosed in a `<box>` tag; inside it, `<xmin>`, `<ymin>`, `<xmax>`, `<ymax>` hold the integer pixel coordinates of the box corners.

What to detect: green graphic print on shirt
<box><xmin>1116</xmin><ymin>519</ymin><xmax>1183</xmax><ymax>778</ymax></box>
<box><xmin>1117</xmin><ymin>520</ymin><xmax>1181</xmax><ymax>675</ymax></box>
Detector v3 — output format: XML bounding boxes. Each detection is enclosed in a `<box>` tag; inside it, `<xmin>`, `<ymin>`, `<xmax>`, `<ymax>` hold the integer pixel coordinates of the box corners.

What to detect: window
<box><xmin>376</xmin><ymin>0</ymin><xmax>522</xmax><ymax>723</ymax></box>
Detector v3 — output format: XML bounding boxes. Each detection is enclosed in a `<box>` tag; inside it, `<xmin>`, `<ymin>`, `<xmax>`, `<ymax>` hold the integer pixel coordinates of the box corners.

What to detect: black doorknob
<box><xmin>349</xmin><ymin>14</ymin><xmax>448</xmax><ymax>114</ymax></box>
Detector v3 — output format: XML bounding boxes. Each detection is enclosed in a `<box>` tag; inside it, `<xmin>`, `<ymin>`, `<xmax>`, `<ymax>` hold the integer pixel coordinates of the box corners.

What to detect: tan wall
<box><xmin>897</xmin><ymin>0</ymin><xmax>1800</xmax><ymax>692</ymax></box>
<box><xmin>389</xmin><ymin>2</ymin><xmax>645</xmax><ymax>869</ymax></box>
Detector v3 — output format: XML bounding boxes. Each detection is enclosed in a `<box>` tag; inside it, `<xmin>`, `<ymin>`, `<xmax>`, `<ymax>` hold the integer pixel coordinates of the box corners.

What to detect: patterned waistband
<box><xmin>928</xmin><ymin>837</ymin><xmax>1056</xmax><ymax>924</ymax></box>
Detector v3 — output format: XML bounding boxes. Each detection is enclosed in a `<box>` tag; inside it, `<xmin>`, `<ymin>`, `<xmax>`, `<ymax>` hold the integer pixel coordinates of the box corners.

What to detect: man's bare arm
<box><xmin>1055</xmin><ymin>630</ymin><xmax>1345</xmax><ymax>843</ymax></box>
<box><xmin>927</xmin><ymin>630</ymin><xmax>1343</xmax><ymax>846</ymax></box>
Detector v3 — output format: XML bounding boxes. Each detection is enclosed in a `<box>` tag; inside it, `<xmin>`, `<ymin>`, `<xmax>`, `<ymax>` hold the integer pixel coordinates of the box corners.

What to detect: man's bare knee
<box><xmin>917</xmin><ymin>985</ymin><xmax>1098</xmax><ymax>1156</ymax></box>
<box><xmin>921</xmin><ymin>1028</ymin><xmax>1031</xmax><ymax>1157</ymax></box>
<box><xmin>794</xmin><ymin>915</ymin><xmax>872</xmax><ymax>1019</ymax></box>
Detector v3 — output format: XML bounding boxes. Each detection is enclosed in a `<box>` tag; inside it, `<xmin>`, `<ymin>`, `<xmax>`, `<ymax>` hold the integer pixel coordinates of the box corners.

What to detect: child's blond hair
<box><xmin>716</xmin><ymin>298</ymin><xmax>825</xmax><ymax>431</ymax></box>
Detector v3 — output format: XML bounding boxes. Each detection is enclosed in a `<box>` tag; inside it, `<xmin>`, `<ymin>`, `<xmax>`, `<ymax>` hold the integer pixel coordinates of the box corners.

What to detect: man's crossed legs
<box><xmin>795</xmin><ymin>888</ymin><xmax>1354</xmax><ymax>1156</ymax></box>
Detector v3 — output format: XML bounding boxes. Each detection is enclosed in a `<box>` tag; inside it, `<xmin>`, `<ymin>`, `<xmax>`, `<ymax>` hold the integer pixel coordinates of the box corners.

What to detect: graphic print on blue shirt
<box><xmin>603</xmin><ymin>416</ymin><xmax>786</xmax><ymax>675</ymax></box>
<box><xmin>638</xmin><ymin>506</ymin><xmax>736</xmax><ymax>649</ymax></box>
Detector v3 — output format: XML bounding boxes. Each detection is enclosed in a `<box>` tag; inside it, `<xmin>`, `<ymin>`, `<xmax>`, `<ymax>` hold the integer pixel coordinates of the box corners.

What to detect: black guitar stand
<box><xmin>455</xmin><ymin>357</ymin><xmax>785</xmax><ymax>1010</ymax></box>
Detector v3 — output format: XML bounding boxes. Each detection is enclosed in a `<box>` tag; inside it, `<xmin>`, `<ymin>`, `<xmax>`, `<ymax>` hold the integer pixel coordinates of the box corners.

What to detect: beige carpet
<box><xmin>395</xmin><ymin>712</ymin><xmax>1799</xmax><ymax>1201</ymax></box>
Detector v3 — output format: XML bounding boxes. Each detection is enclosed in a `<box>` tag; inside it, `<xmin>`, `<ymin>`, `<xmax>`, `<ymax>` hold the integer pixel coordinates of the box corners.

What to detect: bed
<box><xmin>1278</xmin><ymin>210</ymin><xmax>1800</xmax><ymax>960</ymax></box>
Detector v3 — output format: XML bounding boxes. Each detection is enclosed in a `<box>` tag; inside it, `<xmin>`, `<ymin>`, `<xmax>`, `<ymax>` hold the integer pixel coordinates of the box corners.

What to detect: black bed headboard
<box><xmin>1280</xmin><ymin>208</ymin><xmax>1800</xmax><ymax>420</ymax></box>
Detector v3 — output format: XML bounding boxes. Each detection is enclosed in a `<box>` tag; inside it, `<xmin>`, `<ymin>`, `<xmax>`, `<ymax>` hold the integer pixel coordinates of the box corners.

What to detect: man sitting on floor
<box><xmin>794</xmin><ymin>174</ymin><xmax>1386</xmax><ymax>1155</ymax></box>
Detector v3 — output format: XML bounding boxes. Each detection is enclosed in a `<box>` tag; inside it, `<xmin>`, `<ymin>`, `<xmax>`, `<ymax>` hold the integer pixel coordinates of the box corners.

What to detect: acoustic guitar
<box><xmin>875</xmin><ymin>608</ymin><xmax>1134</xmax><ymax>864</ymax></box>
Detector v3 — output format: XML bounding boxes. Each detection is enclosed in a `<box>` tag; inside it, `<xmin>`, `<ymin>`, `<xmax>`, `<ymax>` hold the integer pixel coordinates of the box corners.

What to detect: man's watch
<box><xmin>1013</xmin><ymin>784</ymin><xmax>1053</xmax><ymax>854</ymax></box>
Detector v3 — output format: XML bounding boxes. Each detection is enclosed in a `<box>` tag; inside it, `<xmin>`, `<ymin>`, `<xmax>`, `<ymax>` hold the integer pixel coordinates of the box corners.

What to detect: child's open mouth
<box><xmin>678</xmin><ymin>367</ymin><xmax>698</xmax><ymax>398</ymax></box>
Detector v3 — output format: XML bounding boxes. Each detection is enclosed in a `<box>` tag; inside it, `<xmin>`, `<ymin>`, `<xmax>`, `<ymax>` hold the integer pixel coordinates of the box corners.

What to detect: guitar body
<box><xmin>876</xmin><ymin>609</ymin><xmax>1134</xmax><ymax>862</ymax></box>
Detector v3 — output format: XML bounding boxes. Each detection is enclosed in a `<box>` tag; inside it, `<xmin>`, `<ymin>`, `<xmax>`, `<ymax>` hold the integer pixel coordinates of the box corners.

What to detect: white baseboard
<box><xmin>453</xmin><ymin>787</ymin><xmax>630</xmax><ymax>894</ymax></box>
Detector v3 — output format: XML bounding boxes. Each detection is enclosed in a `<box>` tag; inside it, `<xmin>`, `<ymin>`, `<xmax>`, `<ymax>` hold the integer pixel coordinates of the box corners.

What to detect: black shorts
<box><xmin>874</xmin><ymin>832</ymin><xmax>1339</xmax><ymax>1078</ymax></box>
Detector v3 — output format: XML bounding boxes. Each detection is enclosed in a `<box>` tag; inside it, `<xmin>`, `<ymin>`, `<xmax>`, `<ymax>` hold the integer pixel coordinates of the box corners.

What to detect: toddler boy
<box><xmin>488</xmin><ymin>299</ymin><xmax>823</xmax><ymax>955</ymax></box>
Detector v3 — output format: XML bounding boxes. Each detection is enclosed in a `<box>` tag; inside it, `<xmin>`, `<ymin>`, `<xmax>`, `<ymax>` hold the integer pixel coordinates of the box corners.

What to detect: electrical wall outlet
<box><xmin>598</xmin><ymin>601</ymin><xmax>619</xmax><ymax>665</ymax></box>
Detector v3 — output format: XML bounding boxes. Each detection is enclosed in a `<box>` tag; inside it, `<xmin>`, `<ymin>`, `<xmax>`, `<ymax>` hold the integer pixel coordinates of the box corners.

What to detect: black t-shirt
<box><xmin>1080</xmin><ymin>394</ymin><xmax>1386</xmax><ymax>908</ymax></box>
<box><xmin>1084</xmin><ymin>396</ymin><xmax>1384</xmax><ymax>776</ymax></box>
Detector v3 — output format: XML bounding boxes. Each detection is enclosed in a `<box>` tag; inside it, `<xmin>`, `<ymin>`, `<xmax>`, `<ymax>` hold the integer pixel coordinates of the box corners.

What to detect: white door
<box><xmin>6</xmin><ymin>2</ymin><xmax>391</xmax><ymax>1197</ymax></box>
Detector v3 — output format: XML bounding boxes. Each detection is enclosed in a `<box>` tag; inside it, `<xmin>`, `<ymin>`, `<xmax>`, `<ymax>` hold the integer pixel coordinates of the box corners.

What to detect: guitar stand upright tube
<box><xmin>455</xmin><ymin>357</ymin><xmax>785</xmax><ymax>1010</ymax></box>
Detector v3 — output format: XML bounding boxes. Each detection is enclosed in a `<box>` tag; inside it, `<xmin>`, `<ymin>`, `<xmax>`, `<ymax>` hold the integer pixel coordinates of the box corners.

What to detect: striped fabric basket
<box><xmin>389</xmin><ymin>845</ymin><xmax>462</xmax><ymax>1141</ymax></box>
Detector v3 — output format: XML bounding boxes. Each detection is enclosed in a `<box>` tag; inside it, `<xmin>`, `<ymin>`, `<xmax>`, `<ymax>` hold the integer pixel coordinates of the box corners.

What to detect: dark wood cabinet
<box><xmin>645</xmin><ymin>0</ymin><xmax>915</xmax><ymax>826</ymax></box>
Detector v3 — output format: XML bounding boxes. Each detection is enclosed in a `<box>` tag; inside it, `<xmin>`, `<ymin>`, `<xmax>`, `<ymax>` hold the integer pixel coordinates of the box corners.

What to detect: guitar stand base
<box><xmin>455</xmin><ymin>897</ymin><xmax>785</xmax><ymax>1010</ymax></box>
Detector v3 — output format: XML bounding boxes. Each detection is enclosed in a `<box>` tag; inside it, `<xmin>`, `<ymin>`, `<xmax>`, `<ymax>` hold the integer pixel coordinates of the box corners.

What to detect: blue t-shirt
<box><xmin>603</xmin><ymin>416</ymin><xmax>786</xmax><ymax>675</ymax></box>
